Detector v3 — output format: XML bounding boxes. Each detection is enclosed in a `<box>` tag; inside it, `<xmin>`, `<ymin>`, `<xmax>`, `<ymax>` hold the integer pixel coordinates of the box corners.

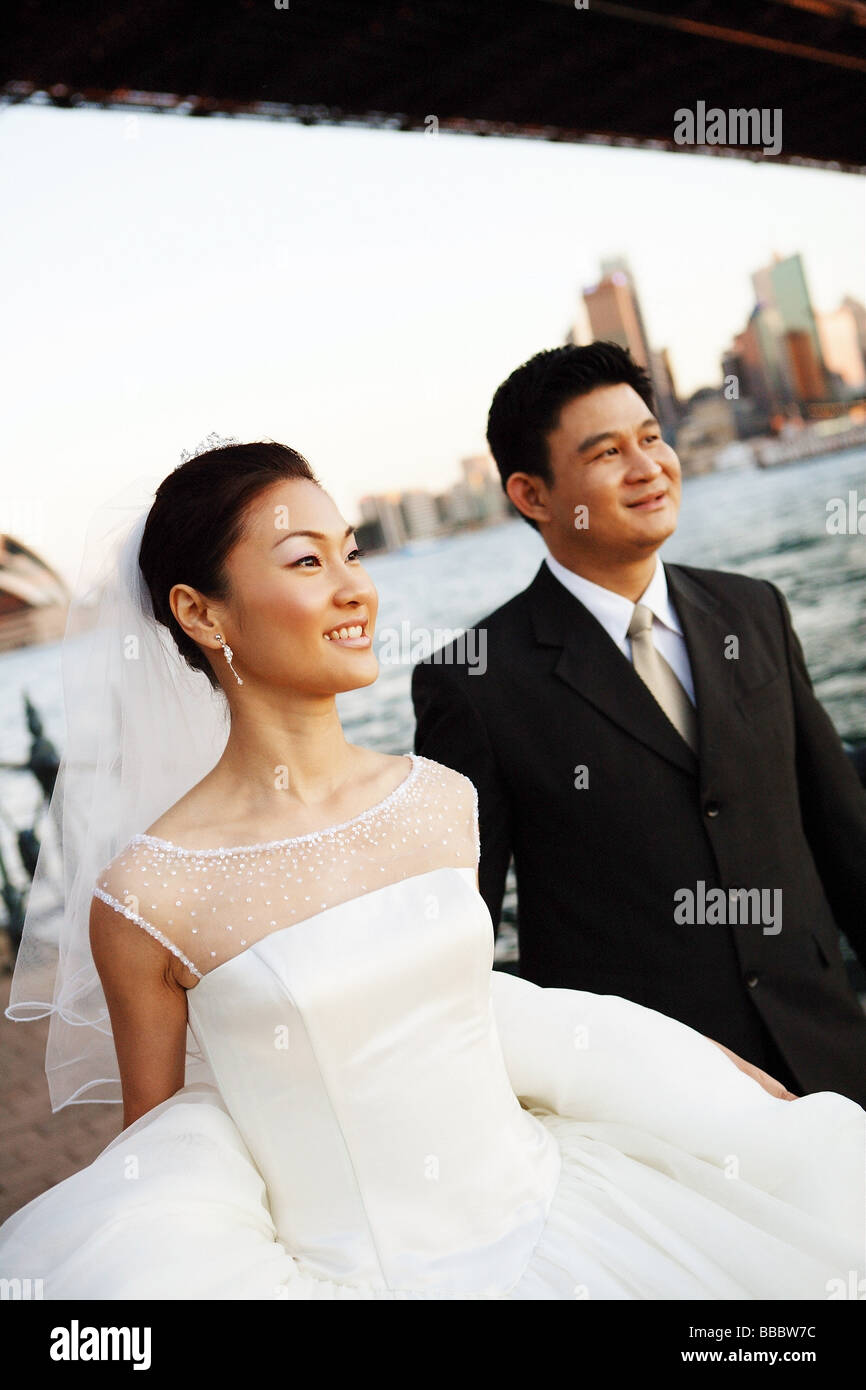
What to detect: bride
<box><xmin>1</xmin><ymin>438</ymin><xmax>863</xmax><ymax>1301</ymax></box>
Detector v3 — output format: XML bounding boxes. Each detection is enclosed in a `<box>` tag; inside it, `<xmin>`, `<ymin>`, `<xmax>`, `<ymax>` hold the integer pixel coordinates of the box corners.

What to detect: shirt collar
<box><xmin>639</xmin><ymin>555</ymin><xmax>683</xmax><ymax>635</ymax></box>
<box><xmin>543</xmin><ymin>552</ymin><xmax>683</xmax><ymax>645</ymax></box>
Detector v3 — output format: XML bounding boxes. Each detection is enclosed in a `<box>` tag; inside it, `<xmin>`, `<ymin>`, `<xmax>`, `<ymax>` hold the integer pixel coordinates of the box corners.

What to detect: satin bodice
<box><xmin>185</xmin><ymin>866</ymin><xmax>561</xmax><ymax>1297</ymax></box>
<box><xmin>92</xmin><ymin>756</ymin><xmax>562</xmax><ymax>1296</ymax></box>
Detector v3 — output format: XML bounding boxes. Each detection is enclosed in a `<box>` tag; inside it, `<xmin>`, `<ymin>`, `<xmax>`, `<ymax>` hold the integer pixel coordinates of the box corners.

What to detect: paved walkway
<box><xmin>0</xmin><ymin>969</ymin><xmax>119</xmax><ymax>1225</ymax></box>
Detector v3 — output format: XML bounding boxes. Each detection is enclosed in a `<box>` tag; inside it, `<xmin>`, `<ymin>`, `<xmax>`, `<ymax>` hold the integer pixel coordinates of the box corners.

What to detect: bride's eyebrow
<box><xmin>271</xmin><ymin>524</ymin><xmax>354</xmax><ymax>549</ymax></box>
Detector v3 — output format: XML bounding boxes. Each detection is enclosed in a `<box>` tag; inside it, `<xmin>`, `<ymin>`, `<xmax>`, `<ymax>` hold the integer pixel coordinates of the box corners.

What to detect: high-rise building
<box><xmin>600</xmin><ymin>256</ymin><xmax>654</xmax><ymax>364</ymax></box>
<box><xmin>580</xmin><ymin>257</ymin><xmax>679</xmax><ymax>437</ymax></box>
<box><xmin>842</xmin><ymin>297</ymin><xmax>866</xmax><ymax>362</ymax></box>
<box><xmin>751</xmin><ymin>253</ymin><xmax>830</xmax><ymax>404</ymax></box>
<box><xmin>443</xmin><ymin>484</ymin><xmax>478</xmax><ymax>527</ymax></box>
<box><xmin>750</xmin><ymin>303</ymin><xmax>795</xmax><ymax>411</ymax></box>
<box><xmin>359</xmin><ymin>494</ymin><xmax>407</xmax><ymax>550</ymax></box>
<box><xmin>460</xmin><ymin>454</ymin><xmax>495</xmax><ymax>489</ymax></box>
<box><xmin>817</xmin><ymin>302</ymin><xmax>866</xmax><ymax>391</ymax></box>
<box><xmin>583</xmin><ymin>268</ymin><xmax>649</xmax><ymax>366</ymax></box>
<box><xmin>455</xmin><ymin>454</ymin><xmax>509</xmax><ymax>522</ymax></box>
<box><xmin>785</xmin><ymin>329</ymin><xmax>829</xmax><ymax>402</ymax></box>
<box><xmin>648</xmin><ymin>348</ymin><xmax>680</xmax><ymax>438</ymax></box>
<box><xmin>722</xmin><ymin>332</ymin><xmax>771</xmax><ymax>438</ymax></box>
<box><xmin>722</xmin><ymin>289</ymin><xmax>811</xmax><ymax>428</ymax></box>
<box><xmin>400</xmin><ymin>490</ymin><xmax>442</xmax><ymax>540</ymax></box>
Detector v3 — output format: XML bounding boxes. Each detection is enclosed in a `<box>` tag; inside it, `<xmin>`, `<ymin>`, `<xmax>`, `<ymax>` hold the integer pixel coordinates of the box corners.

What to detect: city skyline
<box><xmin>350</xmin><ymin>249</ymin><xmax>866</xmax><ymax>550</ymax></box>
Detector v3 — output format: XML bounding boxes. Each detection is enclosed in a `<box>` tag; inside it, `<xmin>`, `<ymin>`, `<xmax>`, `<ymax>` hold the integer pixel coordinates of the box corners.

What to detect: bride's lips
<box><xmin>626</xmin><ymin>489</ymin><xmax>668</xmax><ymax>511</ymax></box>
<box><xmin>323</xmin><ymin>620</ymin><xmax>372</xmax><ymax>648</ymax></box>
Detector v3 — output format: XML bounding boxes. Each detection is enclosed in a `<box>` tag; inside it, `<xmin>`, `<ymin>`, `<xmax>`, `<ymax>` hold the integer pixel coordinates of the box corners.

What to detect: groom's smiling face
<box><xmin>539</xmin><ymin>382</ymin><xmax>681</xmax><ymax>565</ymax></box>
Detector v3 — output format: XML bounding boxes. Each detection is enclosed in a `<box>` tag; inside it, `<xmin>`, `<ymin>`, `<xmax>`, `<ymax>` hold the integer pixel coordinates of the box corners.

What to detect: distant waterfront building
<box><xmin>750</xmin><ymin>253</ymin><xmax>830</xmax><ymax>405</ymax></box>
<box><xmin>354</xmin><ymin>516</ymin><xmax>385</xmax><ymax>553</ymax></box>
<box><xmin>0</xmin><ymin>535</ymin><xmax>69</xmax><ymax>653</ymax></box>
<box><xmin>647</xmin><ymin>347</ymin><xmax>680</xmax><ymax>438</ymax></box>
<box><xmin>722</xmin><ymin>252</ymin><xmax>848</xmax><ymax>432</ymax></box>
<box><xmin>817</xmin><ymin>302</ymin><xmax>866</xmax><ymax>392</ymax></box>
<box><xmin>356</xmin><ymin>459</ymin><xmax>512</xmax><ymax>555</ymax></box>
<box><xmin>721</xmin><ymin>347</ymin><xmax>767</xmax><ymax>439</ymax></box>
<box><xmin>749</xmin><ymin>302</ymin><xmax>797</xmax><ymax>414</ymax></box>
<box><xmin>443</xmin><ymin>483</ymin><xmax>478</xmax><ymax>527</ymax></box>
<box><xmin>583</xmin><ymin>268</ymin><xmax>649</xmax><ymax>366</ymax></box>
<box><xmin>842</xmin><ymin>296</ymin><xmax>866</xmax><ymax>363</ymax></box>
<box><xmin>460</xmin><ymin>454</ymin><xmax>493</xmax><ymax>490</ymax></box>
<box><xmin>785</xmin><ymin>328</ymin><xmax>829</xmax><ymax>403</ymax></box>
<box><xmin>400</xmin><ymin>490</ymin><xmax>443</xmax><ymax>540</ymax></box>
<box><xmin>722</xmin><ymin>311</ymin><xmax>784</xmax><ymax>436</ymax></box>
<box><xmin>579</xmin><ymin>257</ymin><xmax>679</xmax><ymax>438</ymax></box>
<box><xmin>674</xmin><ymin>389</ymin><xmax>737</xmax><ymax>475</ymax></box>
<box><xmin>359</xmin><ymin>494</ymin><xmax>407</xmax><ymax>551</ymax></box>
<box><xmin>457</xmin><ymin>454</ymin><xmax>510</xmax><ymax>523</ymax></box>
<box><xmin>600</xmin><ymin>257</ymin><xmax>653</xmax><ymax>357</ymax></box>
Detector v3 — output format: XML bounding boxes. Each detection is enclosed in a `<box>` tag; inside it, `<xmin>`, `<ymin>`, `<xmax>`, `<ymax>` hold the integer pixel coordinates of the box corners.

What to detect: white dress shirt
<box><xmin>543</xmin><ymin>552</ymin><xmax>696</xmax><ymax>705</ymax></box>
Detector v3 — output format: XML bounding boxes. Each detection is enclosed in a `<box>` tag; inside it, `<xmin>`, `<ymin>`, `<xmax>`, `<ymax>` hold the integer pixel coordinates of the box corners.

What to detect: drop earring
<box><xmin>215</xmin><ymin>634</ymin><xmax>243</xmax><ymax>686</ymax></box>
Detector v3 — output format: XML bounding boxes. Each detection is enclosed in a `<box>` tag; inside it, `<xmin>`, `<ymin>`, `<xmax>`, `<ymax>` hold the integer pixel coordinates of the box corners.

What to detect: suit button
<box><xmin>705</xmin><ymin>801</ymin><xmax>720</xmax><ymax>817</ymax></box>
<box><xmin>745</xmin><ymin>972</ymin><xmax>759</xmax><ymax>989</ymax></box>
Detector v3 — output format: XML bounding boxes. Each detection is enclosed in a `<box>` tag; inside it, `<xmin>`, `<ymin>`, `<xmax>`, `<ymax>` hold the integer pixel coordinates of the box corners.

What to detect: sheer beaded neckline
<box><xmin>131</xmin><ymin>752</ymin><xmax>420</xmax><ymax>858</ymax></box>
<box><xmin>95</xmin><ymin>754</ymin><xmax>480</xmax><ymax>983</ymax></box>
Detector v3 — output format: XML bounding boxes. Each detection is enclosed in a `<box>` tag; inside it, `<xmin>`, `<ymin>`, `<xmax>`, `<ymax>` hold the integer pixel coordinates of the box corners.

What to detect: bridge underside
<box><xmin>4</xmin><ymin>0</ymin><xmax>865</xmax><ymax>172</ymax></box>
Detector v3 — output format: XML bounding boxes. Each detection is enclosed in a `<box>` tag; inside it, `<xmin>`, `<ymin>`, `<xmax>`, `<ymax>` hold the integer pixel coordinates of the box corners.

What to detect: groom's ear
<box><xmin>505</xmin><ymin>471</ymin><xmax>550</xmax><ymax>528</ymax></box>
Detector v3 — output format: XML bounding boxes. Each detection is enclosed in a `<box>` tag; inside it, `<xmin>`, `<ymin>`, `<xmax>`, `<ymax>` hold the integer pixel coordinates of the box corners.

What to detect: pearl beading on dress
<box><xmin>93</xmin><ymin>754</ymin><xmax>480</xmax><ymax>983</ymax></box>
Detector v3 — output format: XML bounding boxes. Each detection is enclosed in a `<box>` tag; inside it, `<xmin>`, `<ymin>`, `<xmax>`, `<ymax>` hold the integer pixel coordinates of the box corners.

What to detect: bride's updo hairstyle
<box><xmin>139</xmin><ymin>440</ymin><xmax>320</xmax><ymax>690</ymax></box>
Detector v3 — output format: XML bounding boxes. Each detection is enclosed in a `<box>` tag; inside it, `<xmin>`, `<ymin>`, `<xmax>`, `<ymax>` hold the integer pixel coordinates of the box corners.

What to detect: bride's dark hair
<box><xmin>139</xmin><ymin>441</ymin><xmax>320</xmax><ymax>690</ymax></box>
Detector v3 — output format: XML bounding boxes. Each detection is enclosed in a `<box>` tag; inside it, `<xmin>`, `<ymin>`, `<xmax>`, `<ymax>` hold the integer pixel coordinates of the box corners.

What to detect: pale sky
<box><xmin>1</xmin><ymin>103</ymin><xmax>864</xmax><ymax>585</ymax></box>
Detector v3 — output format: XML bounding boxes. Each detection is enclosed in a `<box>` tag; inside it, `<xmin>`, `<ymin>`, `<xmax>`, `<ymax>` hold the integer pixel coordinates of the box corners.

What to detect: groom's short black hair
<box><xmin>487</xmin><ymin>341</ymin><xmax>656</xmax><ymax>531</ymax></box>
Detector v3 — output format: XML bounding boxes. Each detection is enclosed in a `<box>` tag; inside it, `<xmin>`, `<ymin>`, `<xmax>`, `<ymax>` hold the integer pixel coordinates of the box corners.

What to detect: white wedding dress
<box><xmin>1</xmin><ymin>753</ymin><xmax>863</xmax><ymax>1300</ymax></box>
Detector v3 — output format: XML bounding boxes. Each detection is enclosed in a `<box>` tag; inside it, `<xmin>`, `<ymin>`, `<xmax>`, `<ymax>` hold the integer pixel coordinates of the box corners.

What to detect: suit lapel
<box><xmin>664</xmin><ymin>563</ymin><xmax>779</xmax><ymax>762</ymax></box>
<box><xmin>526</xmin><ymin>561</ymin><xmax>697</xmax><ymax>775</ymax></box>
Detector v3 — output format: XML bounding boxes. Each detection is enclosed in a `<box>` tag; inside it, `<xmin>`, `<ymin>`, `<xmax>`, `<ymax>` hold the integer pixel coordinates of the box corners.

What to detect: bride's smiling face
<box><xmin>182</xmin><ymin>479</ymin><xmax>380</xmax><ymax>697</ymax></box>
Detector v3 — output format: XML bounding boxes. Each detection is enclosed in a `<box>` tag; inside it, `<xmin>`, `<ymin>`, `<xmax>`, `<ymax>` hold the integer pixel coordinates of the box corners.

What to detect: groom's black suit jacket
<box><xmin>411</xmin><ymin>559</ymin><xmax>866</xmax><ymax>1106</ymax></box>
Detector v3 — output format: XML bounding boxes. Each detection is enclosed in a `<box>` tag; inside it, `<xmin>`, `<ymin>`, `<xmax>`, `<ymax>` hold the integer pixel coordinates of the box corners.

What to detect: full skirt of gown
<box><xmin>1</xmin><ymin>972</ymin><xmax>862</xmax><ymax>1301</ymax></box>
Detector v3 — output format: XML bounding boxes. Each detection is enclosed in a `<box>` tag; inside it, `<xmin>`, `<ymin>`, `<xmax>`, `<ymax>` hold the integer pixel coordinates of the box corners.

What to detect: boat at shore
<box><xmin>753</xmin><ymin>421</ymin><xmax>866</xmax><ymax>469</ymax></box>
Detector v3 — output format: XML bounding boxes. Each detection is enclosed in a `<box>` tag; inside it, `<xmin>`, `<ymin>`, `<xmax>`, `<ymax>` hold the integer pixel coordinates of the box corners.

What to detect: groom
<box><xmin>411</xmin><ymin>341</ymin><xmax>866</xmax><ymax>1106</ymax></box>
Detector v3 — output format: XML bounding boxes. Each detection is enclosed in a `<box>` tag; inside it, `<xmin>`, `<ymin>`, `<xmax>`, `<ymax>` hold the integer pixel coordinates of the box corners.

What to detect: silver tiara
<box><xmin>179</xmin><ymin>432</ymin><xmax>241</xmax><ymax>463</ymax></box>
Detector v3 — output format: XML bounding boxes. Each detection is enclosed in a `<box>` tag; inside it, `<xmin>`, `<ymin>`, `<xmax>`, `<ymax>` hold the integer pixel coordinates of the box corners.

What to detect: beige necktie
<box><xmin>626</xmin><ymin>603</ymin><xmax>698</xmax><ymax>752</ymax></box>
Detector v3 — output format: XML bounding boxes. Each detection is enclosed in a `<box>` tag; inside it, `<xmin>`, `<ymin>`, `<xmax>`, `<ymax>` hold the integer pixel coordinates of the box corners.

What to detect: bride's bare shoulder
<box><xmin>142</xmin><ymin>789</ymin><xmax>210</xmax><ymax>843</ymax></box>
